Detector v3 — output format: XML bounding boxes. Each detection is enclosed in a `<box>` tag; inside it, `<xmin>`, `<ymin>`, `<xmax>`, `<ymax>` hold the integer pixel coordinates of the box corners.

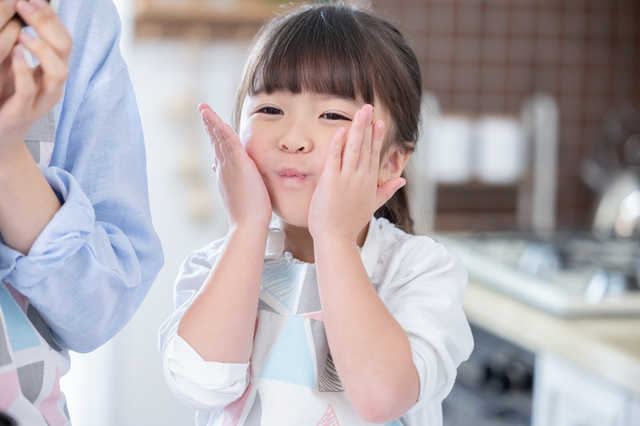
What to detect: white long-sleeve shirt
<box><xmin>159</xmin><ymin>217</ymin><xmax>473</xmax><ymax>426</ymax></box>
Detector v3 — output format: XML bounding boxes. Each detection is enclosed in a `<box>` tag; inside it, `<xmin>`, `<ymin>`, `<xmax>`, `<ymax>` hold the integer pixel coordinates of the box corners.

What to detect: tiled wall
<box><xmin>373</xmin><ymin>0</ymin><xmax>640</xmax><ymax>231</ymax></box>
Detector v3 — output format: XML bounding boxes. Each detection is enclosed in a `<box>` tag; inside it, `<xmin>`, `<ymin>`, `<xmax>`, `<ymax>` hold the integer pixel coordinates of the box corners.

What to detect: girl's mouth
<box><xmin>277</xmin><ymin>167</ymin><xmax>308</xmax><ymax>181</ymax></box>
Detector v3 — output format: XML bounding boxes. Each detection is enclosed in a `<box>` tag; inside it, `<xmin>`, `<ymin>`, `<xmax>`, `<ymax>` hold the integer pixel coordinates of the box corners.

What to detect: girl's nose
<box><xmin>278</xmin><ymin>128</ymin><xmax>314</xmax><ymax>153</ymax></box>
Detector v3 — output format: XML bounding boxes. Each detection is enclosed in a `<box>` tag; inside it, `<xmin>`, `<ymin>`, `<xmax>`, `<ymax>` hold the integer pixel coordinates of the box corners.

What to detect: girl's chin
<box><xmin>273</xmin><ymin>209</ymin><xmax>309</xmax><ymax>230</ymax></box>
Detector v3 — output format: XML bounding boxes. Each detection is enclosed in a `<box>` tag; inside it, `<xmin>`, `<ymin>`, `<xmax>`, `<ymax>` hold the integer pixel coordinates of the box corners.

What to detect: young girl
<box><xmin>159</xmin><ymin>4</ymin><xmax>473</xmax><ymax>425</ymax></box>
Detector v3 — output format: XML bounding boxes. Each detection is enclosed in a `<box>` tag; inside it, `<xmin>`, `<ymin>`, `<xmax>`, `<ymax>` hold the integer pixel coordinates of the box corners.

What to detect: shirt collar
<box><xmin>265</xmin><ymin>217</ymin><xmax>380</xmax><ymax>277</ymax></box>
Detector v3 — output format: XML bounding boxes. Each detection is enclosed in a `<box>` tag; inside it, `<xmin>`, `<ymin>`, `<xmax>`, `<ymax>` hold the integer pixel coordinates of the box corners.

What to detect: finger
<box><xmin>0</xmin><ymin>18</ymin><xmax>21</xmax><ymax>62</ymax></box>
<box><xmin>370</xmin><ymin>120</ymin><xmax>385</xmax><ymax>175</ymax></box>
<box><xmin>199</xmin><ymin>107</ymin><xmax>225</xmax><ymax>168</ymax></box>
<box><xmin>343</xmin><ymin>108</ymin><xmax>367</xmax><ymax>172</ymax></box>
<box><xmin>18</xmin><ymin>31</ymin><xmax>67</xmax><ymax>111</ymax></box>
<box><xmin>324</xmin><ymin>127</ymin><xmax>346</xmax><ymax>174</ymax></box>
<box><xmin>15</xmin><ymin>0</ymin><xmax>72</xmax><ymax>62</ymax></box>
<box><xmin>219</xmin><ymin>122</ymin><xmax>248</xmax><ymax>166</ymax></box>
<box><xmin>357</xmin><ymin>105</ymin><xmax>374</xmax><ymax>171</ymax></box>
<box><xmin>0</xmin><ymin>1</ymin><xmax>18</xmax><ymax>29</ymax></box>
<box><xmin>215</xmin><ymin>123</ymin><xmax>234</xmax><ymax>166</ymax></box>
<box><xmin>375</xmin><ymin>177</ymin><xmax>406</xmax><ymax>211</ymax></box>
<box><xmin>8</xmin><ymin>45</ymin><xmax>36</xmax><ymax>110</ymax></box>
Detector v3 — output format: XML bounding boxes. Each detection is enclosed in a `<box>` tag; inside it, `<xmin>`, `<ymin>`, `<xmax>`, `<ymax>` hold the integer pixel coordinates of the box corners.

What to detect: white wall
<box><xmin>60</xmin><ymin>1</ymin><xmax>250</xmax><ymax>424</ymax></box>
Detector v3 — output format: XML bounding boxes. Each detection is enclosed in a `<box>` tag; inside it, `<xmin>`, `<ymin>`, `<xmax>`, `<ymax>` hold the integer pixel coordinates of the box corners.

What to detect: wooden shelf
<box><xmin>134</xmin><ymin>0</ymin><xmax>301</xmax><ymax>40</ymax></box>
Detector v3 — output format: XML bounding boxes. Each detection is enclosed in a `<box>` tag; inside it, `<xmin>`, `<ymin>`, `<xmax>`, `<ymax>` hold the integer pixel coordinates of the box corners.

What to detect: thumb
<box><xmin>375</xmin><ymin>177</ymin><xmax>406</xmax><ymax>211</ymax></box>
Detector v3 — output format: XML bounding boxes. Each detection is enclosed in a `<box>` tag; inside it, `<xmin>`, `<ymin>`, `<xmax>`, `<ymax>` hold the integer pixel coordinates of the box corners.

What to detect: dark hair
<box><xmin>233</xmin><ymin>3</ymin><xmax>422</xmax><ymax>233</ymax></box>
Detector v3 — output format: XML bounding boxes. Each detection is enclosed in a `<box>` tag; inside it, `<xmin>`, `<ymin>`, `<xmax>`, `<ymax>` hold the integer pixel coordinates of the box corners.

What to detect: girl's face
<box><xmin>238</xmin><ymin>91</ymin><xmax>389</xmax><ymax>228</ymax></box>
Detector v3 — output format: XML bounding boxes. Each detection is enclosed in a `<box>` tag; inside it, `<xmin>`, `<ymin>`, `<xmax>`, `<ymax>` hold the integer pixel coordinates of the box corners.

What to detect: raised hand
<box><xmin>199</xmin><ymin>103</ymin><xmax>273</xmax><ymax>231</ymax></box>
<box><xmin>308</xmin><ymin>104</ymin><xmax>406</xmax><ymax>244</ymax></box>
<box><xmin>0</xmin><ymin>0</ymin><xmax>72</xmax><ymax>159</ymax></box>
<box><xmin>0</xmin><ymin>1</ymin><xmax>22</xmax><ymax>107</ymax></box>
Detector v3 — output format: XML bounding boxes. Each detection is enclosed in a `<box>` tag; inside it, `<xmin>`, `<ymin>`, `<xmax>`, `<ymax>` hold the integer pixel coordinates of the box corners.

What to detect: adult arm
<box><xmin>0</xmin><ymin>0</ymin><xmax>163</xmax><ymax>353</ymax></box>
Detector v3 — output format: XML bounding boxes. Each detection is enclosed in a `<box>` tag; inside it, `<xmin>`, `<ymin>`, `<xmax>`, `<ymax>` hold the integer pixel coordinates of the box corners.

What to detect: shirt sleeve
<box><xmin>158</xmin><ymin>242</ymin><xmax>250</xmax><ymax>411</ymax></box>
<box><xmin>0</xmin><ymin>0</ymin><xmax>163</xmax><ymax>353</ymax></box>
<box><xmin>378</xmin><ymin>236</ymin><xmax>474</xmax><ymax>413</ymax></box>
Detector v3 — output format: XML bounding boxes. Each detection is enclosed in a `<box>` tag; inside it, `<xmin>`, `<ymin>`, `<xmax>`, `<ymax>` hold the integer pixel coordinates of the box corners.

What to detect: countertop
<box><xmin>463</xmin><ymin>281</ymin><xmax>640</xmax><ymax>397</ymax></box>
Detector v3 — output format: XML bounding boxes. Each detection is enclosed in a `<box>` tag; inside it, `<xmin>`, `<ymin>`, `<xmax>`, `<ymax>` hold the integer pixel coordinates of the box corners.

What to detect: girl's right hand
<box><xmin>199</xmin><ymin>104</ymin><xmax>272</xmax><ymax>231</ymax></box>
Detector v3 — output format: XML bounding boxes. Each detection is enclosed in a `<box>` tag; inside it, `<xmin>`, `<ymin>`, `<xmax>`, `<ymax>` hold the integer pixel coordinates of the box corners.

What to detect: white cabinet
<box><xmin>630</xmin><ymin>395</ymin><xmax>640</xmax><ymax>425</ymax></box>
<box><xmin>532</xmin><ymin>352</ymin><xmax>630</xmax><ymax>426</ymax></box>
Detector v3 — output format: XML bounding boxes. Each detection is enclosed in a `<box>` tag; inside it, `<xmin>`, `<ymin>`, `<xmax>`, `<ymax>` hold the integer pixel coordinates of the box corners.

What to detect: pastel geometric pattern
<box><xmin>222</xmin><ymin>383</ymin><xmax>252</xmax><ymax>426</ymax></box>
<box><xmin>295</xmin><ymin>265</ymin><xmax>321</xmax><ymax>315</ymax></box>
<box><xmin>27</xmin><ymin>305</ymin><xmax>62</xmax><ymax>352</ymax></box>
<box><xmin>244</xmin><ymin>391</ymin><xmax>262</xmax><ymax>425</ymax></box>
<box><xmin>317</xmin><ymin>352</ymin><xmax>343</xmax><ymax>392</ymax></box>
<box><xmin>0</xmin><ymin>314</ymin><xmax>13</xmax><ymax>366</ymax></box>
<box><xmin>316</xmin><ymin>404</ymin><xmax>340</xmax><ymax>426</ymax></box>
<box><xmin>261</xmin><ymin>261</ymin><xmax>304</xmax><ymax>314</ymax></box>
<box><xmin>258</xmin><ymin>315</ymin><xmax>316</xmax><ymax>388</ymax></box>
<box><xmin>0</xmin><ymin>284</ymin><xmax>40</xmax><ymax>352</ymax></box>
<box><xmin>385</xmin><ymin>419</ymin><xmax>408</xmax><ymax>426</ymax></box>
<box><xmin>0</xmin><ymin>370</ymin><xmax>20</xmax><ymax>412</ymax></box>
<box><xmin>39</xmin><ymin>367</ymin><xmax>67</xmax><ymax>426</ymax></box>
<box><xmin>17</xmin><ymin>361</ymin><xmax>44</xmax><ymax>404</ymax></box>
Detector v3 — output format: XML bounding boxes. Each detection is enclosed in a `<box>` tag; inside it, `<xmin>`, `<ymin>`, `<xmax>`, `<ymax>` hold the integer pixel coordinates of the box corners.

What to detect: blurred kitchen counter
<box><xmin>464</xmin><ymin>281</ymin><xmax>640</xmax><ymax>397</ymax></box>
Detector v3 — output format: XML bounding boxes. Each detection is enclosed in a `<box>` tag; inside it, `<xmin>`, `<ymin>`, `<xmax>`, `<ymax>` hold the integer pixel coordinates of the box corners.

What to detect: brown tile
<box><xmin>533</xmin><ymin>66</ymin><xmax>559</xmax><ymax>92</ymax></box>
<box><xmin>584</xmin><ymin>96</ymin><xmax>609</xmax><ymax>121</ymax></box>
<box><xmin>482</xmin><ymin>37</ymin><xmax>509</xmax><ymax>63</ymax></box>
<box><xmin>586</xmin><ymin>40</ymin><xmax>611</xmax><ymax>65</ymax></box>
<box><xmin>428</xmin><ymin>37</ymin><xmax>455</xmax><ymax>62</ymax></box>
<box><xmin>506</xmin><ymin>66</ymin><xmax>533</xmax><ymax>91</ymax></box>
<box><xmin>562</xmin><ymin>10</ymin><xmax>587</xmax><ymax>37</ymax></box>
<box><xmin>483</xmin><ymin>6</ymin><xmax>510</xmax><ymax>35</ymax></box>
<box><xmin>452</xmin><ymin>91</ymin><xmax>479</xmax><ymax>111</ymax></box>
<box><xmin>455</xmin><ymin>37</ymin><xmax>482</xmax><ymax>62</ymax></box>
<box><xmin>454</xmin><ymin>66</ymin><xmax>480</xmax><ymax>91</ymax></box>
<box><xmin>510</xmin><ymin>8</ymin><xmax>537</xmax><ymax>36</ymax></box>
<box><xmin>535</xmin><ymin>38</ymin><xmax>561</xmax><ymax>64</ymax></box>
<box><xmin>456</xmin><ymin>6</ymin><xmax>483</xmax><ymax>35</ymax></box>
<box><xmin>425</xmin><ymin>64</ymin><xmax>453</xmax><ymax>91</ymax></box>
<box><xmin>587</xmin><ymin>11</ymin><xmax>611</xmax><ymax>38</ymax></box>
<box><xmin>402</xmin><ymin>5</ymin><xmax>430</xmax><ymax>32</ymax></box>
<box><xmin>559</xmin><ymin>67</ymin><xmax>584</xmax><ymax>94</ymax></box>
<box><xmin>560</xmin><ymin>39</ymin><xmax>586</xmax><ymax>65</ymax></box>
<box><xmin>508</xmin><ymin>38</ymin><xmax>535</xmax><ymax>64</ymax></box>
<box><xmin>536</xmin><ymin>10</ymin><xmax>561</xmax><ymax>37</ymax></box>
<box><xmin>480</xmin><ymin>94</ymin><xmax>505</xmax><ymax>111</ymax></box>
<box><xmin>560</xmin><ymin>96</ymin><xmax>585</xmax><ymax>121</ymax></box>
<box><xmin>611</xmin><ymin>68</ymin><xmax>633</xmax><ymax>96</ymax></box>
<box><xmin>584</xmin><ymin>68</ymin><xmax>610</xmax><ymax>95</ymax></box>
<box><xmin>428</xmin><ymin>6</ymin><xmax>455</xmax><ymax>34</ymax></box>
<box><xmin>481</xmin><ymin>65</ymin><xmax>507</xmax><ymax>91</ymax></box>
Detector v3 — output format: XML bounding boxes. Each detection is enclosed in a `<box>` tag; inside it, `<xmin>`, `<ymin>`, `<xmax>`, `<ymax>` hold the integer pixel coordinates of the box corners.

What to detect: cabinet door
<box><xmin>629</xmin><ymin>395</ymin><xmax>640</xmax><ymax>426</ymax></box>
<box><xmin>532</xmin><ymin>352</ymin><xmax>628</xmax><ymax>426</ymax></box>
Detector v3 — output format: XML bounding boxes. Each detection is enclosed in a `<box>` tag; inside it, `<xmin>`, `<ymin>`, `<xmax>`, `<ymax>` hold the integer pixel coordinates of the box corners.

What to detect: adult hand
<box><xmin>0</xmin><ymin>0</ymin><xmax>71</xmax><ymax>160</ymax></box>
<box><xmin>0</xmin><ymin>1</ymin><xmax>22</xmax><ymax>105</ymax></box>
<box><xmin>199</xmin><ymin>103</ymin><xmax>273</xmax><ymax>231</ymax></box>
<box><xmin>308</xmin><ymin>105</ymin><xmax>405</xmax><ymax>243</ymax></box>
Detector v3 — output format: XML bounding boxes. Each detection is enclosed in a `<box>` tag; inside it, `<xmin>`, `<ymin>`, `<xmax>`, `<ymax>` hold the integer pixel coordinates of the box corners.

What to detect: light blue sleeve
<box><xmin>0</xmin><ymin>0</ymin><xmax>164</xmax><ymax>353</ymax></box>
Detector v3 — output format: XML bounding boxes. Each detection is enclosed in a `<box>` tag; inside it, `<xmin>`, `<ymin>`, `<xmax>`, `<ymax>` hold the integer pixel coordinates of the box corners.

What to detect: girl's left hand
<box><xmin>0</xmin><ymin>0</ymin><xmax>72</xmax><ymax>159</ymax></box>
<box><xmin>308</xmin><ymin>105</ymin><xmax>406</xmax><ymax>244</ymax></box>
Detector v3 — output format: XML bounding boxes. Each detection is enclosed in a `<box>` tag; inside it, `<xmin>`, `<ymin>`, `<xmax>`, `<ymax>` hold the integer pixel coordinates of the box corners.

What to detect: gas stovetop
<box><xmin>438</xmin><ymin>233</ymin><xmax>640</xmax><ymax>317</ymax></box>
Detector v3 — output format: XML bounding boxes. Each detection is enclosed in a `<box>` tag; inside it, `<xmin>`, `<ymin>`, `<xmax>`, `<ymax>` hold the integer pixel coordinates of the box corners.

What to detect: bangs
<box><xmin>247</xmin><ymin>6</ymin><xmax>375</xmax><ymax>105</ymax></box>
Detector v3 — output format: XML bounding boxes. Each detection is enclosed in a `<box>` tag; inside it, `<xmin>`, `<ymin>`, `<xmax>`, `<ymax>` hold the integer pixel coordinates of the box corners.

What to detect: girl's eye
<box><xmin>258</xmin><ymin>106</ymin><xmax>283</xmax><ymax>115</ymax></box>
<box><xmin>321</xmin><ymin>112</ymin><xmax>350</xmax><ymax>121</ymax></box>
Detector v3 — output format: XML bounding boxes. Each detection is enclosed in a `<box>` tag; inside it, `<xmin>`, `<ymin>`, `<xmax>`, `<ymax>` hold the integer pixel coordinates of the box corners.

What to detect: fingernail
<box><xmin>19</xmin><ymin>31</ymin><xmax>34</xmax><ymax>44</ymax></box>
<box><xmin>358</xmin><ymin>111</ymin><xmax>367</xmax><ymax>120</ymax></box>
<box><xmin>16</xmin><ymin>0</ymin><xmax>34</xmax><ymax>13</ymax></box>
<box><xmin>379</xmin><ymin>121</ymin><xmax>385</xmax><ymax>131</ymax></box>
<box><xmin>12</xmin><ymin>46</ymin><xmax>24</xmax><ymax>59</ymax></box>
<box><xmin>30</xmin><ymin>0</ymin><xmax>48</xmax><ymax>9</ymax></box>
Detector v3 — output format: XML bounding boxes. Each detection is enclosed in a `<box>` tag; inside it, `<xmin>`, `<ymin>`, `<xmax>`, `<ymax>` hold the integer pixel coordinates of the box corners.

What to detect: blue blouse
<box><xmin>0</xmin><ymin>0</ymin><xmax>164</xmax><ymax>354</ymax></box>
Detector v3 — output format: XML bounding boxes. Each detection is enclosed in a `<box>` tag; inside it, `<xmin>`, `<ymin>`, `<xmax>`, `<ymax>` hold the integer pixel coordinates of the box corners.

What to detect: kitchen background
<box><xmin>57</xmin><ymin>0</ymin><xmax>640</xmax><ymax>425</ymax></box>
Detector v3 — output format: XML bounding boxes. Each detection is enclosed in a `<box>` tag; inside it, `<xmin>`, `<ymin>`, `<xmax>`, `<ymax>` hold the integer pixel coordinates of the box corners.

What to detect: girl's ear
<box><xmin>378</xmin><ymin>146</ymin><xmax>412</xmax><ymax>186</ymax></box>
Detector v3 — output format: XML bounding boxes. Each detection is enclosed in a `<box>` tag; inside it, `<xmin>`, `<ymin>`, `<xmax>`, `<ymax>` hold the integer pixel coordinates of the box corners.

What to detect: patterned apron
<box><xmin>0</xmin><ymin>112</ymin><xmax>72</xmax><ymax>426</ymax></box>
